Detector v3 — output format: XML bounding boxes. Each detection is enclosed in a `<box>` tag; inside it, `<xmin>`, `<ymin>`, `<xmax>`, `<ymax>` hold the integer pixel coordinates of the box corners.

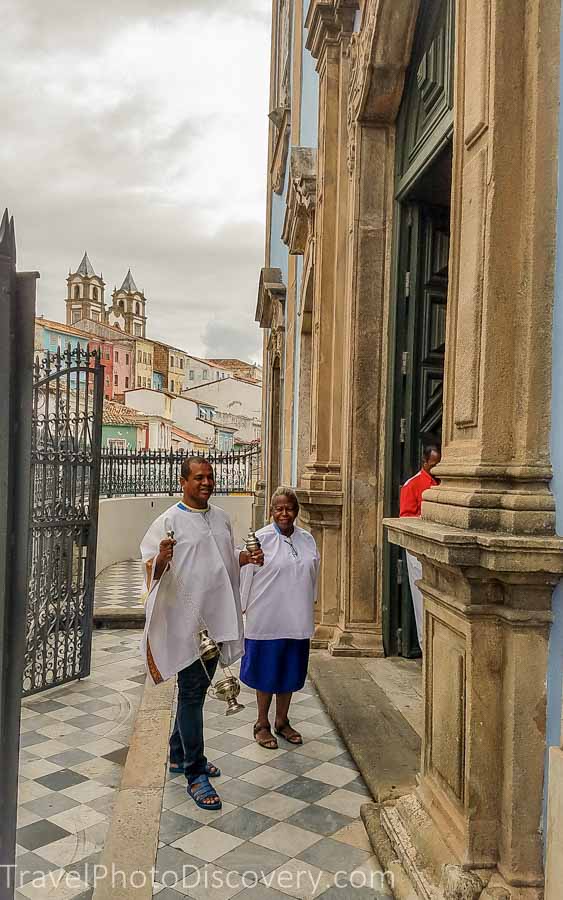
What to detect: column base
<box><xmin>373</xmin><ymin>792</ymin><xmax>541</xmax><ymax>900</ymax></box>
<box><xmin>312</xmin><ymin>623</ymin><xmax>335</xmax><ymax>649</ymax></box>
<box><xmin>328</xmin><ymin>625</ymin><xmax>384</xmax><ymax>657</ymax></box>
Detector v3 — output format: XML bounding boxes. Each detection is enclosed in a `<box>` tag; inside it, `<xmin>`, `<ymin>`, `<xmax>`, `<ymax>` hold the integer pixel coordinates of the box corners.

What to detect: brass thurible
<box><xmin>245</xmin><ymin>528</ymin><xmax>262</xmax><ymax>555</ymax></box>
<box><xmin>198</xmin><ymin>629</ymin><xmax>220</xmax><ymax>662</ymax></box>
<box><xmin>213</xmin><ymin>671</ymin><xmax>245</xmax><ymax>716</ymax></box>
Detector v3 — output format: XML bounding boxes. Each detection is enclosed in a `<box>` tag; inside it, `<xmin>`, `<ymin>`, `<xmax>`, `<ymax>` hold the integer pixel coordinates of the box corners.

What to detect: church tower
<box><xmin>66</xmin><ymin>253</ymin><xmax>105</xmax><ymax>326</ymax></box>
<box><xmin>107</xmin><ymin>269</ymin><xmax>147</xmax><ymax>337</ymax></box>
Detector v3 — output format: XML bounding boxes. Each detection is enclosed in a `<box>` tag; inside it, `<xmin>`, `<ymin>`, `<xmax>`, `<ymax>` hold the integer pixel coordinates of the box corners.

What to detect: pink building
<box><xmin>111</xmin><ymin>339</ymin><xmax>134</xmax><ymax>401</ymax></box>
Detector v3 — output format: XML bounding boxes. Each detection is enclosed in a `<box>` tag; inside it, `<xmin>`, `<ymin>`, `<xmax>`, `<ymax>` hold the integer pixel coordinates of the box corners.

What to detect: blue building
<box><xmin>255</xmin><ymin>0</ymin><xmax>318</xmax><ymax>510</ymax></box>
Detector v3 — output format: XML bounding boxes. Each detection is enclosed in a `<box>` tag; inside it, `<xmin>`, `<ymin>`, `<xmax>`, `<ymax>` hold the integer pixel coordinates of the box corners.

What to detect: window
<box><xmin>135</xmin><ymin>302</ymin><xmax>140</xmax><ymax>315</ymax></box>
<box><xmin>115</xmin><ymin>351</ymin><xmax>119</xmax><ymax>363</ymax></box>
<box><xmin>180</xmin><ymin>358</ymin><xmax>184</xmax><ymax>369</ymax></box>
<box><xmin>125</xmin><ymin>353</ymin><xmax>130</xmax><ymax>365</ymax></box>
<box><xmin>134</xmin><ymin>323</ymin><xmax>142</xmax><ymax>336</ymax></box>
<box><xmin>149</xmin><ymin>354</ymin><xmax>152</xmax><ymax>365</ymax></box>
<box><xmin>125</xmin><ymin>376</ymin><xmax>129</xmax><ymax>389</ymax></box>
<box><xmin>216</xmin><ymin>372</ymin><xmax>220</xmax><ymax>380</ymax></box>
<box><xmin>105</xmin><ymin>350</ymin><xmax>110</xmax><ymax>360</ymax></box>
<box><xmin>137</xmin><ymin>375</ymin><xmax>141</xmax><ymax>387</ymax></box>
<box><xmin>119</xmin><ymin>300</ymin><xmax>125</xmax><ymax>309</ymax></box>
<box><xmin>105</xmin><ymin>375</ymin><xmax>109</xmax><ymax>387</ymax></box>
<box><xmin>203</xmin><ymin>369</ymin><xmax>208</xmax><ymax>379</ymax></box>
<box><xmin>71</xmin><ymin>309</ymin><xmax>81</xmax><ymax>324</ymax></box>
<box><xmin>74</xmin><ymin>286</ymin><xmax>80</xmax><ymax>299</ymax></box>
<box><xmin>91</xmin><ymin>309</ymin><xmax>100</xmax><ymax>322</ymax></box>
<box><xmin>189</xmin><ymin>370</ymin><xmax>194</xmax><ymax>381</ymax></box>
<box><xmin>170</xmin><ymin>380</ymin><xmax>175</xmax><ymax>393</ymax></box>
<box><xmin>114</xmin><ymin>373</ymin><xmax>118</xmax><ymax>386</ymax></box>
<box><xmin>137</xmin><ymin>350</ymin><xmax>142</xmax><ymax>363</ymax></box>
<box><xmin>93</xmin><ymin>287</ymin><xmax>99</xmax><ymax>301</ymax></box>
<box><xmin>107</xmin><ymin>438</ymin><xmax>127</xmax><ymax>451</ymax></box>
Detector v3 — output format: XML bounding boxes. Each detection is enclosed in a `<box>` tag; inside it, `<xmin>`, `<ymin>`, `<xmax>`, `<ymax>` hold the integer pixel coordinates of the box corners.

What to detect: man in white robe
<box><xmin>140</xmin><ymin>456</ymin><xmax>263</xmax><ymax>809</ymax></box>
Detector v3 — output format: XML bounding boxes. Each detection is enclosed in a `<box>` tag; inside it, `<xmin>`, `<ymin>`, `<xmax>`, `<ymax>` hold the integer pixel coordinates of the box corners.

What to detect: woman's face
<box><xmin>271</xmin><ymin>495</ymin><xmax>298</xmax><ymax>533</ymax></box>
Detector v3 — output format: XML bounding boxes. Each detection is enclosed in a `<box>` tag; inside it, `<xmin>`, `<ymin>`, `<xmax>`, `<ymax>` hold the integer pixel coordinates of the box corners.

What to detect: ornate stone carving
<box><xmin>255</xmin><ymin>268</ymin><xmax>286</xmax><ymax>330</ymax></box>
<box><xmin>269</xmin><ymin>106</ymin><xmax>291</xmax><ymax>195</ymax></box>
<box><xmin>281</xmin><ymin>148</ymin><xmax>317</xmax><ymax>254</ymax></box>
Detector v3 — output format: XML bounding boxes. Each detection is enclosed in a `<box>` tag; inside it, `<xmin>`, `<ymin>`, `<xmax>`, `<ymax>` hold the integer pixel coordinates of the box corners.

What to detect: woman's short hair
<box><xmin>270</xmin><ymin>485</ymin><xmax>299</xmax><ymax>512</ymax></box>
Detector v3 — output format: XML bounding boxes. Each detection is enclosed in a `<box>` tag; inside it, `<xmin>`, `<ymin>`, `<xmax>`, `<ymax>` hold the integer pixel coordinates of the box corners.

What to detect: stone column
<box><xmin>423</xmin><ymin>0</ymin><xmax>561</xmax><ymax>536</ymax></box>
<box><xmin>383</xmin><ymin>0</ymin><xmax>563</xmax><ymax>895</ymax></box>
<box><xmin>332</xmin><ymin>121</ymin><xmax>394</xmax><ymax>654</ymax></box>
<box><xmin>301</xmin><ymin>0</ymin><xmax>347</xmax><ymax>495</ymax></box>
<box><xmin>331</xmin><ymin>0</ymin><xmax>418</xmax><ymax>656</ymax></box>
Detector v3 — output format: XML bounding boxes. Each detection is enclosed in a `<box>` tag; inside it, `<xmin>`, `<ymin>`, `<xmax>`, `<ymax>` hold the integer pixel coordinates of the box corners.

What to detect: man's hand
<box><xmin>239</xmin><ymin>548</ymin><xmax>264</xmax><ymax>568</ymax></box>
<box><xmin>154</xmin><ymin>537</ymin><xmax>176</xmax><ymax>581</ymax></box>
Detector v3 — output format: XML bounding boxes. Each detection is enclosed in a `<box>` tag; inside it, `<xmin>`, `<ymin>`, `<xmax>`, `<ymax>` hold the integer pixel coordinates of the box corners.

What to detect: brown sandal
<box><xmin>253</xmin><ymin>723</ymin><xmax>278</xmax><ymax>750</ymax></box>
<box><xmin>275</xmin><ymin>720</ymin><xmax>303</xmax><ymax>745</ymax></box>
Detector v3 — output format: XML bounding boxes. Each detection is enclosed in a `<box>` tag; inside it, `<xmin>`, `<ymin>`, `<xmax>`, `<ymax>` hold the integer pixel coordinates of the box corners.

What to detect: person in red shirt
<box><xmin>399</xmin><ymin>442</ymin><xmax>441</xmax><ymax>648</ymax></box>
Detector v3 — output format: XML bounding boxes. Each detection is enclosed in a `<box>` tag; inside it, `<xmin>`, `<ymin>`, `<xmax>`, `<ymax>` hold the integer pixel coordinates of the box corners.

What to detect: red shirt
<box><xmin>399</xmin><ymin>469</ymin><xmax>438</xmax><ymax>518</ymax></box>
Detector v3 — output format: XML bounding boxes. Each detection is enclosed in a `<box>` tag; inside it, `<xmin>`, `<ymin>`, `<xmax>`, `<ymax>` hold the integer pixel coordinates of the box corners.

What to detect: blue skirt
<box><xmin>240</xmin><ymin>638</ymin><xmax>310</xmax><ymax>693</ymax></box>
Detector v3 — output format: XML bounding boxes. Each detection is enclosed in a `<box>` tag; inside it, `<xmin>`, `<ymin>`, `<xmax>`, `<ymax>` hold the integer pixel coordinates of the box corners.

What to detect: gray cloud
<box><xmin>1</xmin><ymin>0</ymin><xmax>270</xmax><ymax>361</ymax></box>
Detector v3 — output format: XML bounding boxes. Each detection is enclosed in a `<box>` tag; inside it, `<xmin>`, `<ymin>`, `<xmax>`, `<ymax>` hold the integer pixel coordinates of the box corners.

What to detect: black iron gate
<box><xmin>24</xmin><ymin>346</ymin><xmax>103</xmax><ymax>695</ymax></box>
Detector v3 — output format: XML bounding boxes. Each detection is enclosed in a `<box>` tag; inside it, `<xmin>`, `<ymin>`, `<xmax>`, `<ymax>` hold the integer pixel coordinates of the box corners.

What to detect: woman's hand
<box><xmin>239</xmin><ymin>548</ymin><xmax>264</xmax><ymax>568</ymax></box>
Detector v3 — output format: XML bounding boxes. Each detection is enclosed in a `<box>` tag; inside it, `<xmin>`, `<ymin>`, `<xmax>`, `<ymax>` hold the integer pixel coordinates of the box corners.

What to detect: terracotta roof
<box><xmin>209</xmin><ymin>358</ymin><xmax>261</xmax><ymax>369</ymax></box>
<box><xmin>103</xmin><ymin>400</ymin><xmax>147</xmax><ymax>427</ymax></box>
<box><xmin>36</xmin><ymin>317</ymin><xmax>93</xmax><ymax>340</ymax></box>
<box><xmin>171</xmin><ymin>426</ymin><xmax>209</xmax><ymax>444</ymax></box>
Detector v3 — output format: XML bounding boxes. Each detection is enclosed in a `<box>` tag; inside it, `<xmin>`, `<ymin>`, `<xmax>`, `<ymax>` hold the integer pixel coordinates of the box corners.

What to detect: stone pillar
<box><xmin>383</xmin><ymin>0</ymin><xmax>563</xmax><ymax>895</ymax></box>
<box><xmin>422</xmin><ymin>0</ymin><xmax>561</xmax><ymax>536</ymax></box>
<box><xmin>301</xmin><ymin>0</ymin><xmax>347</xmax><ymax>495</ymax></box>
<box><xmin>332</xmin><ymin>116</ymin><xmax>394</xmax><ymax>656</ymax></box>
<box><xmin>297</xmin><ymin>0</ymin><xmax>358</xmax><ymax>646</ymax></box>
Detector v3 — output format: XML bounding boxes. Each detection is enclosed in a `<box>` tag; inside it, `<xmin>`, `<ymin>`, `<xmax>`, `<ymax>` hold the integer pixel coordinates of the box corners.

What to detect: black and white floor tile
<box><xmin>14</xmin><ymin>629</ymin><xmax>145</xmax><ymax>899</ymax></box>
<box><xmin>155</xmin><ymin>673</ymin><xmax>391</xmax><ymax>900</ymax></box>
<box><xmin>94</xmin><ymin>560</ymin><xmax>146</xmax><ymax>611</ymax></box>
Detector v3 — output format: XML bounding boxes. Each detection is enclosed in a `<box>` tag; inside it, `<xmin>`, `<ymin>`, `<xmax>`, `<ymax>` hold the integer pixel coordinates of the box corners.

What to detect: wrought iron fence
<box><xmin>100</xmin><ymin>446</ymin><xmax>261</xmax><ymax>498</ymax></box>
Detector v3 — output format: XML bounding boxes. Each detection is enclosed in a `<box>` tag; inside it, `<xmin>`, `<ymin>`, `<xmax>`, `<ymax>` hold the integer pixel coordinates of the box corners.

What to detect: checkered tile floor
<box><xmin>94</xmin><ymin>560</ymin><xmax>146</xmax><ymax>610</ymax></box>
<box><xmin>155</xmin><ymin>671</ymin><xmax>391</xmax><ymax>899</ymax></box>
<box><xmin>14</xmin><ymin>629</ymin><xmax>145</xmax><ymax>899</ymax></box>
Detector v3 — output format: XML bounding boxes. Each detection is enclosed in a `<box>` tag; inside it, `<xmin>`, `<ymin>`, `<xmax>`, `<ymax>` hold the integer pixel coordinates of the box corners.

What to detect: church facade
<box><xmin>66</xmin><ymin>253</ymin><xmax>147</xmax><ymax>338</ymax></box>
<box><xmin>257</xmin><ymin>1</ymin><xmax>563</xmax><ymax>897</ymax></box>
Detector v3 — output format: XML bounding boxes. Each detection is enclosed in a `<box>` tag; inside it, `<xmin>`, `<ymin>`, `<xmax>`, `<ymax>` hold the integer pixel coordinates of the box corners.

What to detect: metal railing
<box><xmin>100</xmin><ymin>446</ymin><xmax>261</xmax><ymax>498</ymax></box>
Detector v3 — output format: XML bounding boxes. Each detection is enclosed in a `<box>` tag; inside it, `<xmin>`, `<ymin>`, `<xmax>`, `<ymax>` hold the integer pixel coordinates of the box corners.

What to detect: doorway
<box><xmin>389</xmin><ymin>161</ymin><xmax>451</xmax><ymax>657</ymax></box>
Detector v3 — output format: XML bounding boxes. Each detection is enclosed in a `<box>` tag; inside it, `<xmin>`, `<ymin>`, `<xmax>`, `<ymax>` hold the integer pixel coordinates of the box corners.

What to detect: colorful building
<box><xmin>102</xmin><ymin>399</ymin><xmax>147</xmax><ymax>450</ymax></box>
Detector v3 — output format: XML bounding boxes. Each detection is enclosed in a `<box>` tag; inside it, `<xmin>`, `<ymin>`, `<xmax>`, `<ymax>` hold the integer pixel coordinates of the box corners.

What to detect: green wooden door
<box><xmin>385</xmin><ymin>202</ymin><xmax>449</xmax><ymax>656</ymax></box>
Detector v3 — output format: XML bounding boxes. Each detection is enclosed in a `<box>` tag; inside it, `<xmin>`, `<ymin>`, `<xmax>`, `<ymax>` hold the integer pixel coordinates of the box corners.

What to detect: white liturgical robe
<box><xmin>240</xmin><ymin>523</ymin><xmax>320</xmax><ymax>640</ymax></box>
<box><xmin>140</xmin><ymin>502</ymin><xmax>244</xmax><ymax>685</ymax></box>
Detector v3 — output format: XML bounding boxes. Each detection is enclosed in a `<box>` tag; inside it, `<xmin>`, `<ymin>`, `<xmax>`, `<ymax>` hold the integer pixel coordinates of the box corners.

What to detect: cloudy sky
<box><xmin>1</xmin><ymin>0</ymin><xmax>271</xmax><ymax>362</ymax></box>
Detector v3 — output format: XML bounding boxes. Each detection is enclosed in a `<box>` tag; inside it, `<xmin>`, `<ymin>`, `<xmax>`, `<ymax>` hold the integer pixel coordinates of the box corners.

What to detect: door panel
<box><xmin>385</xmin><ymin>203</ymin><xmax>449</xmax><ymax>657</ymax></box>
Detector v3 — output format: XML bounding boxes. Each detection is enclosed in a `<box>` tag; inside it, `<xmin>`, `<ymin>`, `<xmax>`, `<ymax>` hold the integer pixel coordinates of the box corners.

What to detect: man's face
<box><xmin>426</xmin><ymin>449</ymin><xmax>442</xmax><ymax>472</ymax></box>
<box><xmin>180</xmin><ymin>462</ymin><xmax>215</xmax><ymax>507</ymax></box>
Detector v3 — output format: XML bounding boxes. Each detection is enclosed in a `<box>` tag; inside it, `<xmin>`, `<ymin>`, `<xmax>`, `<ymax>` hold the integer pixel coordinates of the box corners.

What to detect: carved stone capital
<box><xmin>255</xmin><ymin>268</ymin><xmax>286</xmax><ymax>331</ymax></box>
<box><xmin>305</xmin><ymin>0</ymin><xmax>341</xmax><ymax>60</ymax></box>
<box><xmin>347</xmin><ymin>0</ymin><xmax>418</xmax><ymax>126</ymax></box>
<box><xmin>281</xmin><ymin>148</ymin><xmax>317</xmax><ymax>255</ymax></box>
<box><xmin>306</xmin><ymin>0</ymin><xmax>358</xmax><ymax>60</ymax></box>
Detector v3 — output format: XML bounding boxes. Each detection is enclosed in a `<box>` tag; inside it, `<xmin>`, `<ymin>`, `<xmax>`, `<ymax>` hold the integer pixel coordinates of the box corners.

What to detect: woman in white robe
<box><xmin>239</xmin><ymin>486</ymin><xmax>320</xmax><ymax>749</ymax></box>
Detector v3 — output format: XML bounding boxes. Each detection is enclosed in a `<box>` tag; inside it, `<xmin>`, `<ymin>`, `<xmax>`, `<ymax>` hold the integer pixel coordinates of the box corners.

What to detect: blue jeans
<box><xmin>169</xmin><ymin>655</ymin><xmax>218</xmax><ymax>782</ymax></box>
